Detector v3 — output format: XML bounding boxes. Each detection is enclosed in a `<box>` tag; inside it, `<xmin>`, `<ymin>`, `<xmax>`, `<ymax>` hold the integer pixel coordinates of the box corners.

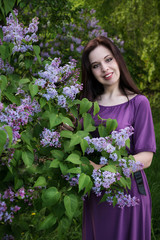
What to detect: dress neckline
<box><xmin>98</xmin><ymin>95</ymin><xmax>139</xmax><ymax>108</ymax></box>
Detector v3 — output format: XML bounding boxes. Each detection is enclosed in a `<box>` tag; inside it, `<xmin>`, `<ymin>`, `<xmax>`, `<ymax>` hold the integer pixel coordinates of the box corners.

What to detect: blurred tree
<box><xmin>83</xmin><ymin>0</ymin><xmax>160</xmax><ymax>104</ymax></box>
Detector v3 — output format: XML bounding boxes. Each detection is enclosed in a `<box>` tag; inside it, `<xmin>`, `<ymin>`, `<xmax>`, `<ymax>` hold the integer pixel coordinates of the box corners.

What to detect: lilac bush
<box><xmin>1</xmin><ymin>9</ymin><xmax>39</xmax><ymax>53</ymax></box>
<box><xmin>39</xmin><ymin>9</ymin><xmax>124</xmax><ymax>65</ymax></box>
<box><xmin>0</xmin><ymin>7</ymin><xmax>140</xmax><ymax>239</ymax></box>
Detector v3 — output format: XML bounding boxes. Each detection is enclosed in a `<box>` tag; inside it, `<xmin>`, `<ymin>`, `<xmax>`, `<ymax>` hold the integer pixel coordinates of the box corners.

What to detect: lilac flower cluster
<box><xmin>63</xmin><ymin>173</ymin><xmax>80</xmax><ymax>186</ymax></box>
<box><xmin>111</xmin><ymin>126</ymin><xmax>134</xmax><ymax>148</ymax></box>
<box><xmin>0</xmin><ymin>96</ymin><xmax>41</xmax><ymax>143</ymax></box>
<box><xmin>0</xmin><ymin>187</ymin><xmax>38</xmax><ymax>224</ymax></box>
<box><xmin>91</xmin><ymin>169</ymin><xmax>121</xmax><ymax>197</ymax></box>
<box><xmin>105</xmin><ymin>190</ymin><xmax>140</xmax><ymax>208</ymax></box>
<box><xmin>1</xmin><ymin>9</ymin><xmax>39</xmax><ymax>53</ymax></box>
<box><xmin>84</xmin><ymin>126</ymin><xmax>134</xmax><ymax>155</ymax></box>
<box><xmin>0</xmin><ymin>58</ymin><xmax>14</xmax><ymax>74</ymax></box>
<box><xmin>0</xmin><ymin>188</ymin><xmax>21</xmax><ymax>223</ymax></box>
<box><xmin>35</xmin><ymin>58</ymin><xmax>82</xmax><ymax>108</ymax></box>
<box><xmin>84</xmin><ymin>136</ymin><xmax>115</xmax><ymax>154</ymax></box>
<box><xmin>40</xmin><ymin>128</ymin><xmax>61</xmax><ymax>148</ymax></box>
<box><xmin>119</xmin><ymin>158</ymin><xmax>144</xmax><ymax>178</ymax></box>
<box><xmin>0</xmin><ymin>148</ymin><xmax>15</xmax><ymax>167</ymax></box>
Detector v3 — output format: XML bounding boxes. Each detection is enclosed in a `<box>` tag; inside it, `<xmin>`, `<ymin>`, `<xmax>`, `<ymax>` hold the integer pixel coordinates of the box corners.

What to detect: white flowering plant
<box><xmin>0</xmin><ymin>10</ymin><xmax>142</xmax><ymax>240</ymax></box>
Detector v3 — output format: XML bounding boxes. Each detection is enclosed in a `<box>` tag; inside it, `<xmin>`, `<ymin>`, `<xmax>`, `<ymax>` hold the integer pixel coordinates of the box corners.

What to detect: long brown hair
<box><xmin>80</xmin><ymin>36</ymin><xmax>141</xmax><ymax>101</ymax></box>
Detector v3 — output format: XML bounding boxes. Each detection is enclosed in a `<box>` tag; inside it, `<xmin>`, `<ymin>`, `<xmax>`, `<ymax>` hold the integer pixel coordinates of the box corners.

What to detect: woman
<box><xmin>81</xmin><ymin>36</ymin><xmax>156</xmax><ymax>240</ymax></box>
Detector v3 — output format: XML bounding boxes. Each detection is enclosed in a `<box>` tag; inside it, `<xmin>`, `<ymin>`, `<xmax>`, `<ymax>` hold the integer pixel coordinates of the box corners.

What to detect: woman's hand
<box><xmin>60</xmin><ymin>113</ymin><xmax>77</xmax><ymax>132</ymax></box>
<box><xmin>89</xmin><ymin>160</ymin><xmax>105</xmax><ymax>170</ymax></box>
<box><xmin>133</xmin><ymin>151</ymin><xmax>153</xmax><ymax>169</ymax></box>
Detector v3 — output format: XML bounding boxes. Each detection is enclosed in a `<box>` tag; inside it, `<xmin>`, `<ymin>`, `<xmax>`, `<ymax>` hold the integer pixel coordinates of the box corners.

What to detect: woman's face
<box><xmin>89</xmin><ymin>45</ymin><xmax>120</xmax><ymax>89</ymax></box>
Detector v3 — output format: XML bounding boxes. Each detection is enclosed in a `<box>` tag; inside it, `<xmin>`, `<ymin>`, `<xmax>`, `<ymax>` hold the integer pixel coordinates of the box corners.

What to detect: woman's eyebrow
<box><xmin>90</xmin><ymin>55</ymin><xmax>110</xmax><ymax>65</ymax></box>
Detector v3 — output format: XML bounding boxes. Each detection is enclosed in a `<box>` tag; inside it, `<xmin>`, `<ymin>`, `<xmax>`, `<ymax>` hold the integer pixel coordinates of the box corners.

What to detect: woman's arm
<box><xmin>133</xmin><ymin>151</ymin><xmax>153</xmax><ymax>169</ymax></box>
<box><xmin>90</xmin><ymin>151</ymin><xmax>154</xmax><ymax>171</ymax></box>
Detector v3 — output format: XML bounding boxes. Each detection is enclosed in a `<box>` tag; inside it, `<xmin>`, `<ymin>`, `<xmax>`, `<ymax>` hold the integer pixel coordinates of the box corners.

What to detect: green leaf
<box><xmin>33</xmin><ymin>45</ymin><xmax>42</xmax><ymax>64</ymax></box>
<box><xmin>60</xmin><ymin>130</ymin><xmax>73</xmax><ymax>138</ymax></box>
<box><xmin>19</xmin><ymin>78</ymin><xmax>30</xmax><ymax>85</ymax></box>
<box><xmin>58</xmin><ymin>217</ymin><xmax>71</xmax><ymax>237</ymax></box>
<box><xmin>60</xmin><ymin>114</ymin><xmax>74</xmax><ymax>127</ymax></box>
<box><xmin>4</xmin><ymin>0</ymin><xmax>16</xmax><ymax>15</ymax></box>
<box><xmin>51</xmin><ymin>150</ymin><xmax>64</xmax><ymax>160</ymax></box>
<box><xmin>80</xmin><ymin>139</ymin><xmax>88</xmax><ymax>155</ymax></box>
<box><xmin>22</xmin><ymin>151</ymin><xmax>34</xmax><ymax>166</ymax></box>
<box><xmin>69</xmin><ymin>131</ymin><xmax>88</xmax><ymax>147</ymax></box>
<box><xmin>59</xmin><ymin>163</ymin><xmax>68</xmax><ymax>175</ymax></box>
<box><xmin>119</xmin><ymin>176</ymin><xmax>128</xmax><ymax>188</ymax></box>
<box><xmin>21</xmin><ymin>132</ymin><xmax>31</xmax><ymax>146</ymax></box>
<box><xmin>14</xmin><ymin>178</ymin><xmax>23</xmax><ymax>190</ymax></box>
<box><xmin>0</xmin><ymin>75</ymin><xmax>7</xmax><ymax>93</ymax></box>
<box><xmin>64</xmin><ymin>194</ymin><xmax>78</xmax><ymax>219</ymax></box>
<box><xmin>125</xmin><ymin>139</ymin><xmax>130</xmax><ymax>148</ymax></box>
<box><xmin>40</xmin><ymin>98</ymin><xmax>47</xmax><ymax>108</ymax></box>
<box><xmin>101</xmin><ymin>165</ymin><xmax>117</xmax><ymax>173</ymax></box>
<box><xmin>98</xmin><ymin>125</ymin><xmax>108</xmax><ymax>137</ymax></box>
<box><xmin>49</xmin><ymin>112</ymin><xmax>62</xmax><ymax>128</ymax></box>
<box><xmin>0</xmin><ymin>45</ymin><xmax>10</xmax><ymax>60</ymax></box>
<box><xmin>29</xmin><ymin>83</ymin><xmax>38</xmax><ymax>98</ymax></box>
<box><xmin>64</xmin><ymin>140</ymin><xmax>75</xmax><ymax>152</ymax></box>
<box><xmin>50</xmin><ymin>159</ymin><xmax>60</xmax><ymax>168</ymax></box>
<box><xmin>4</xmin><ymin>92</ymin><xmax>20</xmax><ymax>105</ymax></box>
<box><xmin>34</xmin><ymin>176</ymin><xmax>47</xmax><ymax>187</ymax></box>
<box><xmin>67</xmin><ymin>167</ymin><xmax>81</xmax><ymax>174</ymax></box>
<box><xmin>79</xmin><ymin>98</ymin><xmax>92</xmax><ymax>115</ymax></box>
<box><xmin>38</xmin><ymin>214</ymin><xmax>57</xmax><ymax>230</ymax></box>
<box><xmin>66</xmin><ymin>153</ymin><xmax>81</xmax><ymax>164</ymax></box>
<box><xmin>4</xmin><ymin>125</ymin><xmax>13</xmax><ymax>147</ymax></box>
<box><xmin>106</xmin><ymin>118</ymin><xmax>118</xmax><ymax>135</ymax></box>
<box><xmin>0</xmin><ymin>28</ymin><xmax>3</xmax><ymax>40</ymax></box>
<box><xmin>93</xmin><ymin>101</ymin><xmax>100</xmax><ymax>116</ymax></box>
<box><xmin>0</xmin><ymin>129</ymin><xmax>7</xmax><ymax>155</ymax></box>
<box><xmin>24</xmin><ymin>59</ymin><xmax>33</xmax><ymax>69</ymax></box>
<box><xmin>83</xmin><ymin>113</ymin><xmax>96</xmax><ymax>132</ymax></box>
<box><xmin>113</xmin><ymin>196</ymin><xmax>117</xmax><ymax>207</ymax></box>
<box><xmin>78</xmin><ymin>173</ymin><xmax>91</xmax><ymax>192</ymax></box>
<box><xmin>42</xmin><ymin>187</ymin><xmax>61</xmax><ymax>207</ymax></box>
<box><xmin>125</xmin><ymin>177</ymin><xmax>131</xmax><ymax>189</ymax></box>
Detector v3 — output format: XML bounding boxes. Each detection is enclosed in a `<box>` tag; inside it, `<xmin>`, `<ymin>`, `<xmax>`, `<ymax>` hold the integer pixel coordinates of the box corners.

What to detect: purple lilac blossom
<box><xmin>0</xmin><ymin>187</ymin><xmax>37</xmax><ymax>224</ymax></box>
<box><xmin>111</xmin><ymin>126</ymin><xmax>134</xmax><ymax>148</ymax></box>
<box><xmin>109</xmin><ymin>153</ymin><xmax>118</xmax><ymax>161</ymax></box>
<box><xmin>1</xmin><ymin>10</ymin><xmax>39</xmax><ymax>53</ymax></box>
<box><xmin>0</xmin><ymin>58</ymin><xmax>14</xmax><ymax>74</ymax></box>
<box><xmin>84</xmin><ymin>136</ymin><xmax>115</xmax><ymax>153</ymax></box>
<box><xmin>0</xmin><ymin>96</ymin><xmax>40</xmax><ymax>143</ymax></box>
<box><xmin>99</xmin><ymin>156</ymin><xmax>108</xmax><ymax>165</ymax></box>
<box><xmin>40</xmin><ymin>128</ymin><xmax>61</xmax><ymax>148</ymax></box>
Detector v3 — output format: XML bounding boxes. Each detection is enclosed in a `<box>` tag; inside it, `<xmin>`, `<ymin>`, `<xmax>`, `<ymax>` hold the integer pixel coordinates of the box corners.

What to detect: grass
<box><xmin>145</xmin><ymin>108</ymin><xmax>160</xmax><ymax>240</ymax></box>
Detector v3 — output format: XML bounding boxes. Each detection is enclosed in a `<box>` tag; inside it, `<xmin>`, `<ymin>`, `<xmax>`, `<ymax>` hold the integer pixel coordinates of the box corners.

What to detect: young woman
<box><xmin>80</xmin><ymin>36</ymin><xmax>156</xmax><ymax>240</ymax></box>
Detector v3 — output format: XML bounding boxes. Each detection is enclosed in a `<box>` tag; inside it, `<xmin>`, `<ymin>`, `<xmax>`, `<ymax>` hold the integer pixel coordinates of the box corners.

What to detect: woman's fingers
<box><xmin>69</xmin><ymin>113</ymin><xmax>77</xmax><ymax>125</ymax></box>
<box><xmin>60</xmin><ymin>123</ymin><xmax>74</xmax><ymax>131</ymax></box>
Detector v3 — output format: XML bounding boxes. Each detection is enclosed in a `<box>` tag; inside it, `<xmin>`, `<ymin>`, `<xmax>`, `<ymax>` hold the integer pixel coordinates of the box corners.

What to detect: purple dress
<box><xmin>82</xmin><ymin>95</ymin><xmax>156</xmax><ymax>240</ymax></box>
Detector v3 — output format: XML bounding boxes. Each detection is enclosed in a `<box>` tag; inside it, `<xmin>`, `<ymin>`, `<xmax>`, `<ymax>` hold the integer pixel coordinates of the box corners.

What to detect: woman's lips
<box><xmin>104</xmin><ymin>73</ymin><xmax>113</xmax><ymax>80</ymax></box>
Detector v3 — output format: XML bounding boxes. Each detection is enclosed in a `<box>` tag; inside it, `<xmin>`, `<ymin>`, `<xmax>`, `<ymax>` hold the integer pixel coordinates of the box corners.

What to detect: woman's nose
<box><xmin>101</xmin><ymin>62</ymin><xmax>108</xmax><ymax>72</ymax></box>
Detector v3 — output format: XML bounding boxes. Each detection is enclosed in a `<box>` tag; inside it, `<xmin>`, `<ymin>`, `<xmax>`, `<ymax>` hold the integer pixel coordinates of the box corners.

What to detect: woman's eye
<box><xmin>92</xmin><ymin>64</ymin><xmax>99</xmax><ymax>69</ymax></box>
<box><xmin>105</xmin><ymin>57</ymin><xmax>113</xmax><ymax>63</ymax></box>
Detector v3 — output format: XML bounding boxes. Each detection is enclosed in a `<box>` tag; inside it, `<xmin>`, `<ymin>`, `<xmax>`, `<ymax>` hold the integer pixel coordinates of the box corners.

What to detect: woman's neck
<box><xmin>96</xmin><ymin>87</ymin><xmax>136</xmax><ymax>106</ymax></box>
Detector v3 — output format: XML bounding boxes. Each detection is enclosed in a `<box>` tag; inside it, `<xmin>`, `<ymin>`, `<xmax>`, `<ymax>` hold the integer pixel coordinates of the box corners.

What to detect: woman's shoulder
<box><xmin>131</xmin><ymin>94</ymin><xmax>151</xmax><ymax>110</ymax></box>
